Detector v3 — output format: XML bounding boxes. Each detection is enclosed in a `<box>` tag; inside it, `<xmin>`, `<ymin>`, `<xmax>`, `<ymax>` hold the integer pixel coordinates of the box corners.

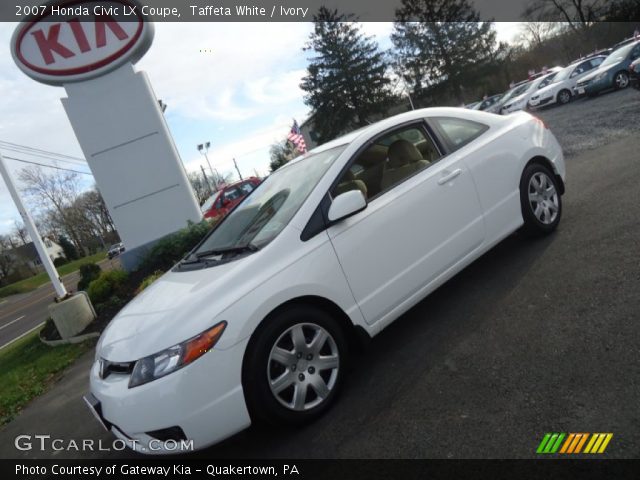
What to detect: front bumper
<box><xmin>87</xmin><ymin>337</ymin><xmax>252</xmax><ymax>454</ymax></box>
<box><xmin>529</xmin><ymin>95</ymin><xmax>553</xmax><ymax>108</ymax></box>
<box><xmin>577</xmin><ymin>75</ymin><xmax>611</xmax><ymax>95</ymax></box>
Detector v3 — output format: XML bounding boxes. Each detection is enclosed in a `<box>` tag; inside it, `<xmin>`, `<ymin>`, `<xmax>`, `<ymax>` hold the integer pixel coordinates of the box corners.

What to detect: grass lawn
<box><xmin>0</xmin><ymin>329</ymin><xmax>93</xmax><ymax>425</ymax></box>
<box><xmin>0</xmin><ymin>251</ymin><xmax>107</xmax><ymax>299</ymax></box>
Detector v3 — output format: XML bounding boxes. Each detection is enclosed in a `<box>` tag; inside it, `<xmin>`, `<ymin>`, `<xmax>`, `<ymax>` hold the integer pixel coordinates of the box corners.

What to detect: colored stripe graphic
<box><xmin>538</xmin><ymin>433</ymin><xmax>613</xmax><ymax>454</ymax></box>
<box><xmin>536</xmin><ymin>433</ymin><xmax>565</xmax><ymax>454</ymax></box>
<box><xmin>584</xmin><ymin>433</ymin><xmax>613</xmax><ymax>454</ymax></box>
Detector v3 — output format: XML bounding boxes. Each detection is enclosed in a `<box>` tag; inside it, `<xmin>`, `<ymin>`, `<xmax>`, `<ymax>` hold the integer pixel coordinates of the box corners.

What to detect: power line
<box><xmin>0</xmin><ymin>145</ymin><xmax>90</xmax><ymax>168</ymax></box>
<box><xmin>0</xmin><ymin>140</ymin><xmax>86</xmax><ymax>164</ymax></box>
<box><xmin>2</xmin><ymin>155</ymin><xmax>93</xmax><ymax>176</ymax></box>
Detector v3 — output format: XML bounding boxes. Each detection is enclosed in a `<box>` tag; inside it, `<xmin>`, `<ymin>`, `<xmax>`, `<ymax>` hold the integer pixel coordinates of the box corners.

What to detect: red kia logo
<box><xmin>11</xmin><ymin>0</ymin><xmax>153</xmax><ymax>85</ymax></box>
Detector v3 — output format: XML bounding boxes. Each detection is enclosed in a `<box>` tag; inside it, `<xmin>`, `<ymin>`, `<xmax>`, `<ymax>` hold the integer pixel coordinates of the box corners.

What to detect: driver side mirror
<box><xmin>328</xmin><ymin>190</ymin><xmax>367</xmax><ymax>223</ymax></box>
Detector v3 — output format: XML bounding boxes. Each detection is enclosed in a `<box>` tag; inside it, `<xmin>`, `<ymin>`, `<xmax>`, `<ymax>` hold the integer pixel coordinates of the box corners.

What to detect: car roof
<box><xmin>294</xmin><ymin>106</ymin><xmax>507</xmax><ymax>161</ymax></box>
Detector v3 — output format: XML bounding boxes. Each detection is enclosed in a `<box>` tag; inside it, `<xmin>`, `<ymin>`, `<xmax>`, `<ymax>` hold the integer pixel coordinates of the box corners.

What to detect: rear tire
<box><xmin>243</xmin><ymin>305</ymin><xmax>348</xmax><ymax>426</ymax></box>
<box><xmin>519</xmin><ymin>163</ymin><xmax>562</xmax><ymax>237</ymax></box>
<box><xmin>614</xmin><ymin>71</ymin><xmax>629</xmax><ymax>90</ymax></box>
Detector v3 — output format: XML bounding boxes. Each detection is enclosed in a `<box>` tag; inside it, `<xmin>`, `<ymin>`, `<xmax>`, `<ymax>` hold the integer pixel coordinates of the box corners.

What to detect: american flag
<box><xmin>287</xmin><ymin>120</ymin><xmax>307</xmax><ymax>153</ymax></box>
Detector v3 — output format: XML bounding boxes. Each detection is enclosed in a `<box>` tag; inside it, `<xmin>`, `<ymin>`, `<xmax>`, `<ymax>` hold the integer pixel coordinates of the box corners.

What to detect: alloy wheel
<box><xmin>615</xmin><ymin>72</ymin><xmax>629</xmax><ymax>89</ymax></box>
<box><xmin>528</xmin><ymin>172</ymin><xmax>559</xmax><ymax>225</ymax></box>
<box><xmin>267</xmin><ymin>323</ymin><xmax>340</xmax><ymax>411</ymax></box>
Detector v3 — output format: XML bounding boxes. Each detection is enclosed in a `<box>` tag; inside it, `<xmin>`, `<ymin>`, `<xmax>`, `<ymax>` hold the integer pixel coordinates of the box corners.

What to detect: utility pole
<box><xmin>197</xmin><ymin>141</ymin><xmax>217</xmax><ymax>190</ymax></box>
<box><xmin>0</xmin><ymin>152</ymin><xmax>67</xmax><ymax>299</ymax></box>
<box><xmin>200</xmin><ymin>164</ymin><xmax>212</xmax><ymax>196</ymax></box>
<box><xmin>232</xmin><ymin>158</ymin><xmax>243</xmax><ymax>181</ymax></box>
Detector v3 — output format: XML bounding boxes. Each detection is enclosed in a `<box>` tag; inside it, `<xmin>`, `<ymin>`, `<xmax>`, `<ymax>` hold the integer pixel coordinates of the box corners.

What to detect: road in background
<box><xmin>0</xmin><ymin>258</ymin><xmax>121</xmax><ymax>349</ymax></box>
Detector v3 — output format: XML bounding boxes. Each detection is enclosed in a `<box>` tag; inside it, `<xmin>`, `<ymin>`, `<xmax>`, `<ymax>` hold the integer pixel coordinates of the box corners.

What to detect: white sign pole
<box><xmin>0</xmin><ymin>152</ymin><xmax>68</xmax><ymax>299</ymax></box>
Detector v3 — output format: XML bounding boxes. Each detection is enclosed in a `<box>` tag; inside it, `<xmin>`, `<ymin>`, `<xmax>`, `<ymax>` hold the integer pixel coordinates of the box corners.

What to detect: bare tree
<box><xmin>518</xmin><ymin>22</ymin><xmax>561</xmax><ymax>48</ymax></box>
<box><xmin>523</xmin><ymin>0</ymin><xmax>608</xmax><ymax>31</ymax></box>
<box><xmin>0</xmin><ymin>235</ymin><xmax>17</xmax><ymax>281</ymax></box>
<box><xmin>18</xmin><ymin>166</ymin><xmax>87</xmax><ymax>255</ymax></box>
<box><xmin>188</xmin><ymin>171</ymin><xmax>212</xmax><ymax>205</ymax></box>
<box><xmin>12</xmin><ymin>220</ymin><xmax>29</xmax><ymax>246</ymax></box>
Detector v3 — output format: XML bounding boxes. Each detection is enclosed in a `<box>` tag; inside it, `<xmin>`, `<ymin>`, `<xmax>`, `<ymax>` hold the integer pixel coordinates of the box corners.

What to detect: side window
<box><xmin>591</xmin><ymin>57</ymin><xmax>604</xmax><ymax>68</ymax></box>
<box><xmin>432</xmin><ymin>117</ymin><xmax>489</xmax><ymax>151</ymax></box>
<box><xmin>331</xmin><ymin>125</ymin><xmax>440</xmax><ymax>200</ymax></box>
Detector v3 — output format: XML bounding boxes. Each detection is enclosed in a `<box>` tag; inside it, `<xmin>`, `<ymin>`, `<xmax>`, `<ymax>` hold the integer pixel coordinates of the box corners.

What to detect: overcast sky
<box><xmin>0</xmin><ymin>21</ymin><xmax>523</xmax><ymax>237</ymax></box>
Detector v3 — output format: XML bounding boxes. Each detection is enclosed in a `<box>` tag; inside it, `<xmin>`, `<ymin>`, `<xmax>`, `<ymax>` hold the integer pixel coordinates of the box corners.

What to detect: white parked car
<box><xmin>500</xmin><ymin>68</ymin><xmax>563</xmax><ymax>114</ymax></box>
<box><xmin>529</xmin><ymin>56</ymin><xmax>606</xmax><ymax>108</ymax></box>
<box><xmin>86</xmin><ymin>108</ymin><xmax>566</xmax><ymax>453</ymax></box>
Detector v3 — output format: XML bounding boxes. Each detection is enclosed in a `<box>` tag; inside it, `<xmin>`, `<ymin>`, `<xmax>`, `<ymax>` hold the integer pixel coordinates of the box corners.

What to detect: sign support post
<box><xmin>0</xmin><ymin>152</ymin><xmax>68</xmax><ymax>299</ymax></box>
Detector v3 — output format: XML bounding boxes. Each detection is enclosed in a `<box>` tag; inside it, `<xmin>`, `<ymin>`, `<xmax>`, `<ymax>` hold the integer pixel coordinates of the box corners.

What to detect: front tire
<box><xmin>243</xmin><ymin>305</ymin><xmax>348</xmax><ymax>426</ymax></box>
<box><xmin>519</xmin><ymin>163</ymin><xmax>562</xmax><ymax>236</ymax></box>
<box><xmin>557</xmin><ymin>89</ymin><xmax>571</xmax><ymax>105</ymax></box>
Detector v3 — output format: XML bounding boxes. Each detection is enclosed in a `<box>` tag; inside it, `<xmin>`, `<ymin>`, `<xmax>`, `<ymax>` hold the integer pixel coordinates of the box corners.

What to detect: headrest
<box><xmin>387</xmin><ymin>140</ymin><xmax>423</xmax><ymax>169</ymax></box>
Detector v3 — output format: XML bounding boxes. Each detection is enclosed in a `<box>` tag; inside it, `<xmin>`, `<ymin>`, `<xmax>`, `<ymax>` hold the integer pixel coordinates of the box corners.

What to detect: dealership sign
<box><xmin>9</xmin><ymin>0</ymin><xmax>202</xmax><ymax>266</ymax></box>
<box><xmin>10</xmin><ymin>0</ymin><xmax>153</xmax><ymax>85</ymax></box>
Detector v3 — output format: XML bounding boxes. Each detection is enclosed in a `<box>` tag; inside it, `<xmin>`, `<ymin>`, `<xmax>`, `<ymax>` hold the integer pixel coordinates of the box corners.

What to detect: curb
<box><xmin>39</xmin><ymin>331</ymin><xmax>100</xmax><ymax>347</ymax></box>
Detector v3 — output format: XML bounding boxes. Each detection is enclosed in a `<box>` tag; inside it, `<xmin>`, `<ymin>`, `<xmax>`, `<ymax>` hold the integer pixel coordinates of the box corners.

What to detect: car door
<box><xmin>326</xmin><ymin>122</ymin><xmax>485</xmax><ymax>326</ymax></box>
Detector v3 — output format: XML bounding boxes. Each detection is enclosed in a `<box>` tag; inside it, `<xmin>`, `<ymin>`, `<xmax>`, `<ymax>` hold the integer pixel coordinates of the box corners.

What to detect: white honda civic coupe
<box><xmin>86</xmin><ymin>107</ymin><xmax>565</xmax><ymax>453</ymax></box>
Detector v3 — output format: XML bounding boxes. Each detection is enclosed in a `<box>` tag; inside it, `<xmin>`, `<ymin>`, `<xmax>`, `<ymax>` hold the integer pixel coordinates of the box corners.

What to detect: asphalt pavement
<box><xmin>0</xmin><ymin>258</ymin><xmax>120</xmax><ymax>349</ymax></box>
<box><xmin>0</xmin><ymin>88</ymin><xmax>638</xmax><ymax>459</ymax></box>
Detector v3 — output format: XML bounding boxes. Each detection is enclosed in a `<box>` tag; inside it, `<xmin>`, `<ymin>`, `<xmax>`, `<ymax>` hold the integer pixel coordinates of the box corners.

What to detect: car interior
<box><xmin>331</xmin><ymin>126</ymin><xmax>440</xmax><ymax>201</ymax></box>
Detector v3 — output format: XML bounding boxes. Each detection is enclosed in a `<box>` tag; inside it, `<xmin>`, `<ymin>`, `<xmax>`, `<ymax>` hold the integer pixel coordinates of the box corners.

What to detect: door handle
<box><xmin>437</xmin><ymin>168</ymin><xmax>462</xmax><ymax>185</ymax></box>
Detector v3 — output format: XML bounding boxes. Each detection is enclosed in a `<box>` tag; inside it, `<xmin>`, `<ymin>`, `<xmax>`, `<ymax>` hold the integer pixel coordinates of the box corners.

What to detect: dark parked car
<box><xmin>575</xmin><ymin>40</ymin><xmax>640</xmax><ymax>96</ymax></box>
<box><xmin>630</xmin><ymin>58</ymin><xmax>640</xmax><ymax>90</ymax></box>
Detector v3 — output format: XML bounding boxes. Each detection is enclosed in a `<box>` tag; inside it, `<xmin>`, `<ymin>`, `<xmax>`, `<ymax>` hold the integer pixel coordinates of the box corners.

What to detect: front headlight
<box><xmin>129</xmin><ymin>321</ymin><xmax>227</xmax><ymax>388</ymax></box>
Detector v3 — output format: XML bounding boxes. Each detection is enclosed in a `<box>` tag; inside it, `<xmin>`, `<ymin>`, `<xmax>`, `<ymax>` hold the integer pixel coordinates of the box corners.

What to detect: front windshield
<box><xmin>538</xmin><ymin>72</ymin><xmax>558</xmax><ymax>88</ymax></box>
<box><xmin>601</xmin><ymin>43</ymin><xmax>635</xmax><ymax>66</ymax></box>
<box><xmin>194</xmin><ymin>144</ymin><xmax>346</xmax><ymax>254</ymax></box>
<box><xmin>503</xmin><ymin>83</ymin><xmax>530</xmax><ymax>102</ymax></box>
<box><xmin>200</xmin><ymin>194</ymin><xmax>219</xmax><ymax>212</ymax></box>
<box><xmin>552</xmin><ymin>65</ymin><xmax>573</xmax><ymax>83</ymax></box>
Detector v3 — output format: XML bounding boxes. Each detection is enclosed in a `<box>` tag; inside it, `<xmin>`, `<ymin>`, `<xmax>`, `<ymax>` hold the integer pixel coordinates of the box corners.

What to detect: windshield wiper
<box><xmin>178</xmin><ymin>243</ymin><xmax>259</xmax><ymax>267</ymax></box>
<box><xmin>194</xmin><ymin>243</ymin><xmax>259</xmax><ymax>258</ymax></box>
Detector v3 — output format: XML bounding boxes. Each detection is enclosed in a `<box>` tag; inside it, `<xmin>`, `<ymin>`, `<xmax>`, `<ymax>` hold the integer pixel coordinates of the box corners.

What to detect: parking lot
<box><xmin>1</xmin><ymin>87</ymin><xmax>639</xmax><ymax>460</ymax></box>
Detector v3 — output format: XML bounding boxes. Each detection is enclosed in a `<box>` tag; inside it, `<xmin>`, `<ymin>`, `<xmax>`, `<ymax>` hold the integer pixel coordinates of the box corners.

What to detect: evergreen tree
<box><xmin>58</xmin><ymin>235</ymin><xmax>79</xmax><ymax>260</ymax></box>
<box><xmin>269</xmin><ymin>140</ymin><xmax>298</xmax><ymax>173</ymax></box>
<box><xmin>301</xmin><ymin>7</ymin><xmax>395</xmax><ymax>143</ymax></box>
<box><xmin>392</xmin><ymin>0</ymin><xmax>498</xmax><ymax>103</ymax></box>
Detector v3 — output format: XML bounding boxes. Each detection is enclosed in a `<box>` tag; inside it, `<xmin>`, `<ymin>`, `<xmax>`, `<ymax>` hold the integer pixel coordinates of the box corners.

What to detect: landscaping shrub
<box><xmin>137</xmin><ymin>220</ymin><xmax>214</xmax><ymax>275</ymax></box>
<box><xmin>87</xmin><ymin>270</ymin><xmax>128</xmax><ymax>305</ymax></box>
<box><xmin>77</xmin><ymin>263</ymin><xmax>101</xmax><ymax>291</ymax></box>
<box><xmin>53</xmin><ymin>256</ymin><xmax>68</xmax><ymax>267</ymax></box>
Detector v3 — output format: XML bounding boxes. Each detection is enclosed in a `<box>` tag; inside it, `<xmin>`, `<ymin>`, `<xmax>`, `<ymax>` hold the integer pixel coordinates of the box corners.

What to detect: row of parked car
<box><xmin>467</xmin><ymin>36</ymin><xmax>640</xmax><ymax>115</ymax></box>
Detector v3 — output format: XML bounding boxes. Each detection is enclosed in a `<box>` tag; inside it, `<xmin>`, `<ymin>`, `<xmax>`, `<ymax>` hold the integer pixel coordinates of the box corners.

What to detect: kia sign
<box><xmin>10</xmin><ymin>0</ymin><xmax>153</xmax><ymax>86</ymax></box>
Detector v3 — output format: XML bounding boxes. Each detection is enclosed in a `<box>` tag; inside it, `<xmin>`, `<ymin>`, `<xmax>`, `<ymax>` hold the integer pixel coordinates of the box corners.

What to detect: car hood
<box><xmin>580</xmin><ymin>62</ymin><xmax>619</xmax><ymax>83</ymax></box>
<box><xmin>97</xmin><ymin>254</ymin><xmax>257</xmax><ymax>362</ymax></box>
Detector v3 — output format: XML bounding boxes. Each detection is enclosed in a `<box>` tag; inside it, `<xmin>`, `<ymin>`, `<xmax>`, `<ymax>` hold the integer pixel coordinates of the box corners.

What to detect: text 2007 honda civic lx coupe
<box><xmin>85</xmin><ymin>107</ymin><xmax>565</xmax><ymax>453</ymax></box>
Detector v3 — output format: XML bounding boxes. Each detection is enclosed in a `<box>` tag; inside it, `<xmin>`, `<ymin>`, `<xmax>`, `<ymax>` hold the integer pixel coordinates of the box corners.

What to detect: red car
<box><xmin>201</xmin><ymin>177</ymin><xmax>261</xmax><ymax>219</ymax></box>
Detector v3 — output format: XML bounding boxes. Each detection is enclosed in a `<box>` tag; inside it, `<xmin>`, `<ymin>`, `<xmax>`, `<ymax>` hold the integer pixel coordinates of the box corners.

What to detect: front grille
<box><xmin>146</xmin><ymin>426</ymin><xmax>187</xmax><ymax>441</ymax></box>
